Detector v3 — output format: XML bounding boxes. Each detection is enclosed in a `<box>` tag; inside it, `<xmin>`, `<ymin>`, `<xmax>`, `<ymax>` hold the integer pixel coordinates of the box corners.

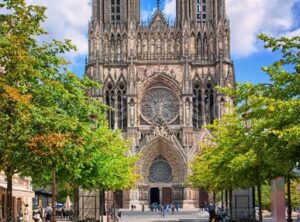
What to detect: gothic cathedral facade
<box><xmin>86</xmin><ymin>0</ymin><xmax>235</xmax><ymax>209</ymax></box>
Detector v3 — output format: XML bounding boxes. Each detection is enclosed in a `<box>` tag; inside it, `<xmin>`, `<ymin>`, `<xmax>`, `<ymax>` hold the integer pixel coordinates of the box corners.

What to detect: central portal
<box><xmin>150</xmin><ymin>188</ymin><xmax>160</xmax><ymax>204</ymax></box>
<box><xmin>162</xmin><ymin>187</ymin><xmax>172</xmax><ymax>205</ymax></box>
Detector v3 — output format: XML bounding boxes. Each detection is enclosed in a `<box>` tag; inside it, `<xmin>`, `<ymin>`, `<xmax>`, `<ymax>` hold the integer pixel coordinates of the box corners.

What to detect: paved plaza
<box><xmin>119</xmin><ymin>209</ymin><xmax>274</xmax><ymax>222</ymax></box>
<box><xmin>120</xmin><ymin>209</ymin><xmax>209</xmax><ymax>222</ymax></box>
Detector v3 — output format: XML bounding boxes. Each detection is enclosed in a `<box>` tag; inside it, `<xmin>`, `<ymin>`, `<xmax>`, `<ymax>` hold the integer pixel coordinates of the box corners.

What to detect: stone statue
<box><xmin>185</xmin><ymin>99</ymin><xmax>191</xmax><ymax>125</ymax></box>
<box><xmin>129</xmin><ymin>100</ymin><xmax>135</xmax><ymax>126</ymax></box>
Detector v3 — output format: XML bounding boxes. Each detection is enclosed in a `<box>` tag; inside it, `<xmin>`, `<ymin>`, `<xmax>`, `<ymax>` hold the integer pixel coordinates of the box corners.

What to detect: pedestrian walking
<box><xmin>44</xmin><ymin>204</ymin><xmax>52</xmax><ymax>222</ymax></box>
<box><xmin>161</xmin><ymin>206</ymin><xmax>165</xmax><ymax>218</ymax></box>
<box><xmin>208</xmin><ymin>203</ymin><xmax>216</xmax><ymax>222</ymax></box>
<box><xmin>171</xmin><ymin>204</ymin><xmax>175</xmax><ymax>215</ymax></box>
<box><xmin>142</xmin><ymin>204</ymin><xmax>144</xmax><ymax>212</ymax></box>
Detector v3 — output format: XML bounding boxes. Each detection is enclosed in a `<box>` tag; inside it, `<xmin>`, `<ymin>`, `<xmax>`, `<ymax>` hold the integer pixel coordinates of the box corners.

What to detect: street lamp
<box><xmin>240</xmin><ymin>110</ymin><xmax>258</xmax><ymax>221</ymax></box>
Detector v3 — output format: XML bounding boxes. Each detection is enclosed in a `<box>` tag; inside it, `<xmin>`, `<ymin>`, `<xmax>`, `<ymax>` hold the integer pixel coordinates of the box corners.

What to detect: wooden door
<box><xmin>162</xmin><ymin>188</ymin><xmax>172</xmax><ymax>205</ymax></box>
<box><xmin>199</xmin><ymin>189</ymin><xmax>209</xmax><ymax>208</ymax></box>
<box><xmin>114</xmin><ymin>190</ymin><xmax>123</xmax><ymax>209</ymax></box>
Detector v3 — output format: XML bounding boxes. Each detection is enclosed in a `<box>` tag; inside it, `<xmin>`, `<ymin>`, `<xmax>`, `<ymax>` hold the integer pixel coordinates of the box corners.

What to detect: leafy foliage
<box><xmin>0</xmin><ymin>1</ymin><xmax>138</xmax><ymax>216</ymax></box>
<box><xmin>189</xmin><ymin>34</ymin><xmax>300</xmax><ymax>198</ymax></box>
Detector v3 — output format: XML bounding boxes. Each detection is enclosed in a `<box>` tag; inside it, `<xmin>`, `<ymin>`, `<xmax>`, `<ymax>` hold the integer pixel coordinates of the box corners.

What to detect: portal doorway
<box><xmin>162</xmin><ymin>187</ymin><xmax>172</xmax><ymax>205</ymax></box>
<box><xmin>199</xmin><ymin>189</ymin><xmax>209</xmax><ymax>209</ymax></box>
<box><xmin>150</xmin><ymin>188</ymin><xmax>160</xmax><ymax>204</ymax></box>
<box><xmin>113</xmin><ymin>190</ymin><xmax>123</xmax><ymax>208</ymax></box>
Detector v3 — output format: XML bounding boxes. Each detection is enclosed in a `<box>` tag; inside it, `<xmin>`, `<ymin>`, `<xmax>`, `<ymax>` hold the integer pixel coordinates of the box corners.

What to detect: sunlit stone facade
<box><xmin>86</xmin><ymin>0</ymin><xmax>235</xmax><ymax>209</ymax></box>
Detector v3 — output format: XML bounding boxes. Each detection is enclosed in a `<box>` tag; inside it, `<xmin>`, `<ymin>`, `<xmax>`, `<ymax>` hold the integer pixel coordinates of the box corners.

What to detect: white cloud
<box><xmin>141</xmin><ymin>0</ymin><xmax>175</xmax><ymax>22</ymax></box>
<box><xmin>22</xmin><ymin>0</ymin><xmax>299</xmax><ymax>61</ymax></box>
<box><xmin>163</xmin><ymin>0</ymin><xmax>176</xmax><ymax>21</ymax></box>
<box><xmin>26</xmin><ymin>0</ymin><xmax>91</xmax><ymax>62</ymax></box>
<box><xmin>227</xmin><ymin>0</ymin><xmax>300</xmax><ymax>57</ymax></box>
<box><xmin>141</xmin><ymin>8</ymin><xmax>156</xmax><ymax>22</ymax></box>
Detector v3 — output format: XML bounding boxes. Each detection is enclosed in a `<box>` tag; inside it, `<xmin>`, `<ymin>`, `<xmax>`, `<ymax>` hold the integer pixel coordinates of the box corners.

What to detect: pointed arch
<box><xmin>116</xmin><ymin>75</ymin><xmax>127</xmax><ymax>130</ymax></box>
<box><xmin>204</xmin><ymin>82</ymin><xmax>215</xmax><ymax>124</ymax></box>
<box><xmin>203</xmin><ymin>32</ymin><xmax>208</xmax><ymax>59</ymax></box>
<box><xmin>192</xmin><ymin>77</ymin><xmax>203</xmax><ymax>129</ymax></box>
<box><xmin>137</xmin><ymin>33</ymin><xmax>142</xmax><ymax>57</ymax></box>
<box><xmin>196</xmin><ymin>32</ymin><xmax>202</xmax><ymax>60</ymax></box>
<box><xmin>139</xmin><ymin>136</ymin><xmax>187</xmax><ymax>183</ymax></box>
<box><xmin>121</xmin><ymin>33</ymin><xmax>127</xmax><ymax>58</ymax></box>
<box><xmin>104</xmin><ymin>81</ymin><xmax>115</xmax><ymax>129</ymax></box>
<box><xmin>175</xmin><ymin>33</ymin><xmax>181</xmax><ymax>57</ymax></box>
<box><xmin>188</xmin><ymin>33</ymin><xmax>195</xmax><ymax>57</ymax></box>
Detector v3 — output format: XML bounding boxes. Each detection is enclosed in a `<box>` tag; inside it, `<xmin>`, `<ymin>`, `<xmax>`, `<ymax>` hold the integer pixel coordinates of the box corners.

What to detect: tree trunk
<box><xmin>229</xmin><ymin>189</ymin><xmax>233</xmax><ymax>219</ymax></box>
<box><xmin>257</xmin><ymin>183</ymin><xmax>263</xmax><ymax>222</ymax></box>
<box><xmin>225</xmin><ymin>190</ymin><xmax>229</xmax><ymax>214</ymax></box>
<box><xmin>221</xmin><ymin>190</ymin><xmax>224</xmax><ymax>210</ymax></box>
<box><xmin>213</xmin><ymin>192</ymin><xmax>216</xmax><ymax>203</ymax></box>
<box><xmin>225</xmin><ymin>190</ymin><xmax>228</xmax><ymax>213</ymax></box>
<box><xmin>287</xmin><ymin>176</ymin><xmax>293</xmax><ymax>222</ymax></box>
<box><xmin>51</xmin><ymin>169</ymin><xmax>56</xmax><ymax>222</ymax></box>
<box><xmin>112</xmin><ymin>193</ymin><xmax>115</xmax><ymax>222</ymax></box>
<box><xmin>252</xmin><ymin>186</ymin><xmax>256</xmax><ymax>220</ymax></box>
<box><xmin>73</xmin><ymin>187</ymin><xmax>79</xmax><ymax>222</ymax></box>
<box><xmin>5</xmin><ymin>172</ymin><xmax>13</xmax><ymax>222</ymax></box>
<box><xmin>100</xmin><ymin>190</ymin><xmax>105</xmax><ymax>222</ymax></box>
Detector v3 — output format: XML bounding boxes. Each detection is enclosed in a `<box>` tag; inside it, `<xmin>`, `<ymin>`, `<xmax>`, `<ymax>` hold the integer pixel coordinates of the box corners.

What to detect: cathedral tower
<box><xmin>85</xmin><ymin>0</ymin><xmax>235</xmax><ymax>211</ymax></box>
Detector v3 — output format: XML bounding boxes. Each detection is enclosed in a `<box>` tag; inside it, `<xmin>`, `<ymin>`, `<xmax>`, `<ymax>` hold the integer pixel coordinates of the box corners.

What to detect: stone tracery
<box><xmin>86</xmin><ymin>0</ymin><xmax>235</xmax><ymax>210</ymax></box>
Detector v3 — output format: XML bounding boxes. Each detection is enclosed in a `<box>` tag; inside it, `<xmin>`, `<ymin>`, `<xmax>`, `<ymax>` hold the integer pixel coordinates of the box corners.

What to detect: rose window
<box><xmin>141</xmin><ymin>87</ymin><xmax>179</xmax><ymax>124</ymax></box>
<box><xmin>149</xmin><ymin>156</ymin><xmax>172</xmax><ymax>183</ymax></box>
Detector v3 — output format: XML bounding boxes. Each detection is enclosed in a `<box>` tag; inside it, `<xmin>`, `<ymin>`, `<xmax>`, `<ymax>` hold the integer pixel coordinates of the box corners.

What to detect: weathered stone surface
<box><xmin>86</xmin><ymin>0</ymin><xmax>235</xmax><ymax>209</ymax></box>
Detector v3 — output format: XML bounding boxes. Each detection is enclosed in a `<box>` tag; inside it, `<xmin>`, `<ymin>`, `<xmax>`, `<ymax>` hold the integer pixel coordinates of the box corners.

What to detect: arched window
<box><xmin>205</xmin><ymin>83</ymin><xmax>215</xmax><ymax>124</ymax></box>
<box><xmin>104</xmin><ymin>80</ymin><xmax>127</xmax><ymax>130</ymax></box>
<box><xmin>117</xmin><ymin>81</ymin><xmax>127</xmax><ymax>130</ymax></box>
<box><xmin>193</xmin><ymin>81</ymin><xmax>202</xmax><ymax>129</ymax></box>
<box><xmin>105</xmin><ymin>83</ymin><xmax>115</xmax><ymax>129</ymax></box>
<box><xmin>111</xmin><ymin>0</ymin><xmax>120</xmax><ymax>23</ymax></box>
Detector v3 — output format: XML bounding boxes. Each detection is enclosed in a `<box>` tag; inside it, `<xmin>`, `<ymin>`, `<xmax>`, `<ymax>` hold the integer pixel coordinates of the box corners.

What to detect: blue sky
<box><xmin>25</xmin><ymin>0</ymin><xmax>300</xmax><ymax>84</ymax></box>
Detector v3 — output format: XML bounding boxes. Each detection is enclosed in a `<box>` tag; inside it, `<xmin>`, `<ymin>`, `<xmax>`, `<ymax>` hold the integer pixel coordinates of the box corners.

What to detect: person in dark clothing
<box><xmin>208</xmin><ymin>203</ymin><xmax>216</xmax><ymax>222</ymax></box>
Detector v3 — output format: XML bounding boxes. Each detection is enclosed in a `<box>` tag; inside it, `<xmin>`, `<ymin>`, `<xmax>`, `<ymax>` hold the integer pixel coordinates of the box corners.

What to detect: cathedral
<box><xmin>85</xmin><ymin>0</ymin><xmax>235</xmax><ymax>210</ymax></box>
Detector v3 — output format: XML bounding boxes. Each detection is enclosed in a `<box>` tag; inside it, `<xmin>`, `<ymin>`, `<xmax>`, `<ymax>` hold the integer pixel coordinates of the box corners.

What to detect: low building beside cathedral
<box><xmin>82</xmin><ymin>0</ymin><xmax>235</xmax><ymax>215</ymax></box>
<box><xmin>0</xmin><ymin>172</ymin><xmax>34</xmax><ymax>221</ymax></box>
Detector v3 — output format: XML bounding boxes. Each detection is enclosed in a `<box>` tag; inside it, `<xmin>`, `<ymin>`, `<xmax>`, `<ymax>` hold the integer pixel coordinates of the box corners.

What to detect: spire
<box><xmin>156</xmin><ymin>0</ymin><xmax>160</xmax><ymax>11</ymax></box>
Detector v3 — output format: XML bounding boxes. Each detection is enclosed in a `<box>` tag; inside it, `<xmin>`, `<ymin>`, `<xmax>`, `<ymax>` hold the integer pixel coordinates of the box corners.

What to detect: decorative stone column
<box><xmin>159</xmin><ymin>188</ymin><xmax>163</xmax><ymax>204</ymax></box>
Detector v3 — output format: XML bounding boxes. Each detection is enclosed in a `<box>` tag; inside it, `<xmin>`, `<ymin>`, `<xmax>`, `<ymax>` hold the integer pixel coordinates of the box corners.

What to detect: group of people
<box><xmin>32</xmin><ymin>204</ymin><xmax>52</xmax><ymax>222</ymax></box>
<box><xmin>32</xmin><ymin>204</ymin><xmax>73</xmax><ymax>222</ymax></box>
<box><xmin>107</xmin><ymin>204</ymin><xmax>122</xmax><ymax>221</ymax></box>
<box><xmin>130</xmin><ymin>205</ymin><xmax>136</xmax><ymax>211</ymax></box>
<box><xmin>149</xmin><ymin>202</ymin><xmax>179</xmax><ymax>216</ymax></box>
<box><xmin>207</xmin><ymin>203</ymin><xmax>229</xmax><ymax>222</ymax></box>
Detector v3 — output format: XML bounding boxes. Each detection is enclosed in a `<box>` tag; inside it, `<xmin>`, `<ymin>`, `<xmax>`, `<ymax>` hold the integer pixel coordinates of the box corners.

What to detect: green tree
<box><xmin>0</xmin><ymin>1</ymin><xmax>138</xmax><ymax>221</ymax></box>
<box><xmin>189</xmin><ymin>34</ymin><xmax>300</xmax><ymax>221</ymax></box>
<box><xmin>0</xmin><ymin>0</ymin><xmax>50</xmax><ymax>220</ymax></box>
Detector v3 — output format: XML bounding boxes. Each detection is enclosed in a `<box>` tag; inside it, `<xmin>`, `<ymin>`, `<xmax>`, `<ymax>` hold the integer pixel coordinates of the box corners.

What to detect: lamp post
<box><xmin>242</xmin><ymin>110</ymin><xmax>259</xmax><ymax>221</ymax></box>
<box><xmin>258</xmin><ymin>83</ymin><xmax>289</xmax><ymax>221</ymax></box>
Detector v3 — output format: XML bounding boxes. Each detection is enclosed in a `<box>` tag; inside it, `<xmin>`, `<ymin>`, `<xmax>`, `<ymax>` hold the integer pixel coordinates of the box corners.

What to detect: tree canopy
<box><xmin>189</xmin><ymin>34</ymin><xmax>300</xmax><ymax>193</ymax></box>
<box><xmin>0</xmin><ymin>1</ymin><xmax>138</xmax><ymax>219</ymax></box>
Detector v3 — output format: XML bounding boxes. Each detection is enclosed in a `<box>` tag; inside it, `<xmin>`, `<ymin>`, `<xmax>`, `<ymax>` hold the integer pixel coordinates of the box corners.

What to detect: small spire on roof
<box><xmin>157</xmin><ymin>0</ymin><xmax>160</xmax><ymax>11</ymax></box>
